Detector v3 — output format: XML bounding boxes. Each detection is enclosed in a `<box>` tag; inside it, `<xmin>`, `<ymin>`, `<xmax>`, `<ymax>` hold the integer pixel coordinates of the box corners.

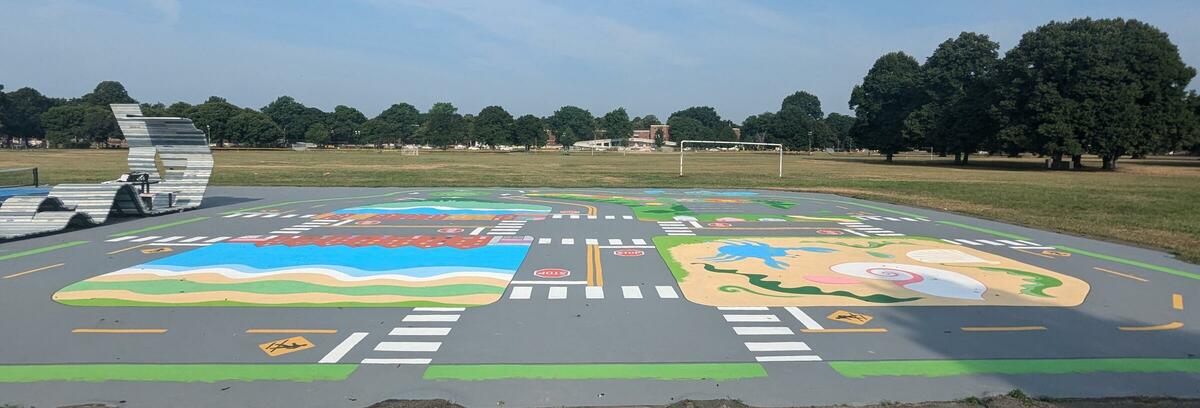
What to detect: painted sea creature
<box><xmin>701</xmin><ymin>240</ymin><xmax>837</xmax><ymax>269</ymax></box>
<box><xmin>830</xmin><ymin>262</ymin><xmax>986</xmax><ymax>300</ymax></box>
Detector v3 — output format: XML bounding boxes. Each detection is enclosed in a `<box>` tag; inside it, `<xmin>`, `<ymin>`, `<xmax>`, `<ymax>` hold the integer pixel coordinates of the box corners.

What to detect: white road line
<box><xmin>262</xmin><ymin>213</ymin><xmax>279</xmax><ymax>218</ymax></box>
<box><xmin>955</xmin><ymin>239</ymin><xmax>983</xmax><ymax>245</ymax></box>
<box><xmin>585</xmin><ymin>238</ymin><xmax>599</xmax><ymax>245</ymax></box>
<box><xmin>179</xmin><ymin>236</ymin><xmax>207</xmax><ymax>243</ymax></box>
<box><xmin>883</xmin><ymin>217</ymin><xmax>900</xmax><ymax>221</ymax></box>
<box><xmin>942</xmin><ymin>239</ymin><xmax>963</xmax><ymax>245</ymax></box>
<box><xmin>331</xmin><ymin>219</ymin><xmax>355</xmax><ymax>227</ymax></box>
<box><xmin>509</xmin><ymin>286</ymin><xmax>532</xmax><ymax>299</ymax></box>
<box><xmin>587</xmin><ymin>215</ymin><xmax>597</xmax><ymax>220</ymax></box>
<box><xmin>605</xmin><ymin>215</ymin><xmax>615</xmax><ymax>220</ymax></box>
<box><xmin>538</xmin><ymin>238</ymin><xmax>552</xmax><ymax>244</ymax></box>
<box><xmin>413</xmin><ymin>307</ymin><xmax>465</xmax><ymax>312</ymax></box>
<box><xmin>204</xmin><ymin>236</ymin><xmax>231</xmax><ymax>243</ymax></box>
<box><xmin>586</xmin><ymin>286</ymin><xmax>604</xmax><ymax>299</ymax></box>
<box><xmin>608</xmin><ymin>239</ymin><xmax>622</xmax><ymax>245</ymax></box>
<box><xmin>402</xmin><ymin>314</ymin><xmax>460</xmax><ymax>322</ymax></box>
<box><xmin>469</xmin><ymin>227</ymin><xmax>484</xmax><ymax>236</ymax></box>
<box><xmin>755</xmin><ymin>355</ymin><xmax>823</xmax><ymax>362</ymax></box>
<box><xmin>622</xmin><ymin>286</ymin><xmax>643</xmax><ymax>299</ymax></box>
<box><xmin>622</xmin><ymin>215</ymin><xmax>633</xmax><ymax>220</ymax></box>
<box><xmin>655</xmin><ymin>286</ymin><xmax>679</xmax><ymax>299</ymax></box>
<box><xmin>510</xmin><ymin>280</ymin><xmax>587</xmax><ymax>285</ymax></box>
<box><xmin>570</xmin><ymin>215</ymin><xmax>580</xmax><ymax>219</ymax></box>
<box><xmin>271</xmin><ymin>231</ymin><xmax>302</xmax><ymax>235</ymax></box>
<box><xmin>548</xmin><ymin>286</ymin><xmax>568</xmax><ymax>299</ymax></box>
<box><xmin>361</xmin><ymin>358</ymin><xmax>432</xmax><ymax>365</ymax></box>
<box><xmin>875</xmin><ymin>233</ymin><xmax>906</xmax><ymax>237</ymax></box>
<box><xmin>130</xmin><ymin>236</ymin><xmax>161</xmax><ymax>242</ymax></box>
<box><xmin>389</xmin><ymin>327</ymin><xmax>453</xmax><ymax>336</ymax></box>
<box><xmin>223</xmin><ymin>213</ymin><xmax>243</xmax><ymax>218</ymax></box>
<box><xmin>784</xmin><ymin>307</ymin><xmax>824</xmax><ymax>330</ymax></box>
<box><xmin>309</xmin><ymin>219</ymin><xmax>338</xmax><ymax>224</ymax></box>
<box><xmin>632</xmin><ymin>239</ymin><xmax>647</xmax><ymax>245</ymax></box>
<box><xmin>375</xmin><ymin>342</ymin><xmax>441</xmax><ymax>352</ymax></box>
<box><xmin>998</xmin><ymin>240</ymin><xmax>1024</xmax><ymax>246</ymax></box>
<box><xmin>487</xmin><ymin>232</ymin><xmax>515</xmax><ymax>236</ymax></box>
<box><xmin>718</xmin><ymin>306</ymin><xmax>769</xmax><ymax>311</ymax></box>
<box><xmin>242</xmin><ymin>213</ymin><xmax>262</xmax><ymax>218</ymax></box>
<box><xmin>279</xmin><ymin>228</ymin><xmax>311</xmax><ymax>231</ymax></box>
<box><xmin>744</xmin><ymin>342</ymin><xmax>810</xmax><ymax>352</ymax></box>
<box><xmin>724</xmin><ymin>314</ymin><xmax>781</xmax><ymax>323</ymax></box>
<box><xmin>552</xmin><ymin>214</ymin><xmax>564</xmax><ymax>219</ymax></box>
<box><xmin>562</xmin><ymin>238</ymin><xmax>575</xmax><ymax>245</ymax></box>
<box><xmin>599</xmin><ymin>245</ymin><xmax>656</xmax><ymax>249</ymax></box>
<box><xmin>319</xmin><ymin>332</ymin><xmax>368</xmax><ymax>364</ymax></box>
<box><xmin>689</xmin><ymin>221</ymin><xmax>703</xmax><ymax>229</ymax></box>
<box><xmin>299</xmin><ymin>214</ymin><xmax>315</xmax><ymax>218</ymax></box>
<box><xmin>900</xmin><ymin>217</ymin><xmax>917</xmax><ymax>221</ymax></box>
<box><xmin>282</xmin><ymin>214</ymin><xmax>297</xmax><ymax>218</ymax></box>
<box><xmin>667</xmin><ymin>233</ymin><xmax>696</xmax><ymax>236</ymax></box>
<box><xmin>844</xmin><ymin>230</ymin><xmax>870</xmax><ymax>237</ymax></box>
<box><xmin>733</xmin><ymin>327</ymin><xmax>794</xmax><ymax>335</ymax></box>
<box><xmin>976</xmin><ymin>239</ymin><xmax>1004</xmax><ymax>246</ymax></box>
<box><xmin>106</xmin><ymin>236</ymin><xmax>138</xmax><ymax>242</ymax></box>
<box><xmin>1017</xmin><ymin>240</ymin><xmax>1040</xmax><ymax>246</ymax></box>
<box><xmin>1013</xmin><ymin>246</ymin><xmax>1056</xmax><ymax>250</ymax></box>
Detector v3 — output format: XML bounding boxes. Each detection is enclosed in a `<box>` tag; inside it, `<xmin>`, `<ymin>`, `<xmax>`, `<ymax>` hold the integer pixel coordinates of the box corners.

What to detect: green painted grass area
<box><xmin>6</xmin><ymin>149</ymin><xmax>1199</xmax><ymax>263</ymax></box>
<box><xmin>829</xmin><ymin>358</ymin><xmax>1200</xmax><ymax>379</ymax></box>
<box><xmin>0</xmin><ymin>364</ymin><xmax>357</xmax><ymax>383</ymax></box>
<box><xmin>108</xmin><ymin>216</ymin><xmax>210</xmax><ymax>237</ymax></box>
<box><xmin>54</xmin><ymin>298</ymin><xmax>480</xmax><ymax>308</ymax></box>
<box><xmin>57</xmin><ymin>279</ymin><xmax>505</xmax><ymax>297</ymax></box>
<box><xmin>0</xmin><ymin>240</ymin><xmax>89</xmax><ymax>261</ymax></box>
<box><xmin>423</xmin><ymin>363</ymin><xmax>767</xmax><ymax>381</ymax></box>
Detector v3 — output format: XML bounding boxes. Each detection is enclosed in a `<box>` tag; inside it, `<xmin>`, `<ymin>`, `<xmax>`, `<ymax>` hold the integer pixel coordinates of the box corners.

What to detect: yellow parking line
<box><xmin>1173</xmin><ymin>294</ymin><xmax>1183</xmax><ymax>310</ymax></box>
<box><xmin>245</xmin><ymin>329</ymin><xmax>338</xmax><ymax>334</ymax></box>
<box><xmin>593</xmin><ymin>245</ymin><xmax>604</xmax><ymax>286</ymax></box>
<box><xmin>1092</xmin><ymin>267</ymin><xmax>1148</xmax><ymax>282</ymax></box>
<box><xmin>72</xmin><ymin>328</ymin><xmax>167</xmax><ymax>334</ymax></box>
<box><xmin>800</xmin><ymin>328</ymin><xmax>888</xmax><ymax>333</ymax></box>
<box><xmin>3</xmin><ymin>263</ymin><xmax>65</xmax><ymax>279</ymax></box>
<box><xmin>586</xmin><ymin>245</ymin><xmax>595</xmax><ymax>286</ymax></box>
<box><xmin>1119</xmin><ymin>321</ymin><xmax>1183</xmax><ymax>332</ymax></box>
<box><xmin>961</xmin><ymin>326</ymin><xmax>1047</xmax><ymax>332</ymax></box>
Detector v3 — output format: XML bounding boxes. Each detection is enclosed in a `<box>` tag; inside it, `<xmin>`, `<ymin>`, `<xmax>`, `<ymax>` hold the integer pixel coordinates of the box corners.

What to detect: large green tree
<box><xmin>472</xmin><ymin>106</ymin><xmax>515</xmax><ymax>148</ymax></box>
<box><xmin>513</xmin><ymin>114</ymin><xmax>546</xmax><ymax>150</ymax></box>
<box><xmin>781</xmin><ymin>91</ymin><xmax>823</xmax><ymax>120</ymax></box>
<box><xmin>666</xmin><ymin>116</ymin><xmax>708</xmax><ymax>141</ymax></box>
<box><xmin>3</xmin><ymin>87</ymin><xmax>58</xmax><ymax>146</ymax></box>
<box><xmin>631</xmin><ymin>114</ymin><xmax>661</xmax><ymax>130</ymax></box>
<box><xmin>547</xmin><ymin>106</ymin><xmax>594</xmax><ymax>147</ymax></box>
<box><xmin>41</xmin><ymin>104</ymin><xmax>118</xmax><ymax>147</ymax></box>
<box><xmin>81</xmin><ymin>81</ymin><xmax>137</xmax><ymax>106</ymax></box>
<box><xmin>417</xmin><ymin>102</ymin><xmax>465</xmax><ymax>149</ymax></box>
<box><xmin>999</xmin><ymin>18</ymin><xmax>1196</xmax><ymax>169</ymax></box>
<box><xmin>262</xmin><ymin>96</ymin><xmax>326</xmax><ymax>143</ymax></box>
<box><xmin>228</xmin><ymin>109</ymin><xmax>285</xmax><ymax>147</ymax></box>
<box><xmin>825</xmin><ymin>113</ymin><xmax>856</xmax><ymax>150</ymax></box>
<box><xmin>601</xmin><ymin>107</ymin><xmax>633</xmax><ymax>146</ymax></box>
<box><xmin>188</xmin><ymin>97</ymin><xmax>241</xmax><ymax>147</ymax></box>
<box><xmin>304</xmin><ymin>123</ymin><xmax>331</xmax><ymax>146</ymax></box>
<box><xmin>326</xmin><ymin>105</ymin><xmax>367</xmax><ymax>145</ymax></box>
<box><xmin>908</xmin><ymin>32</ymin><xmax>1001</xmax><ymax>164</ymax></box>
<box><xmin>849</xmin><ymin>51</ymin><xmax>923</xmax><ymax>161</ymax></box>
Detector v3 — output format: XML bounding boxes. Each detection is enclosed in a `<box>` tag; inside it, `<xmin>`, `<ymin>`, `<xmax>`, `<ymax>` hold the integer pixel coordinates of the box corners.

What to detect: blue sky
<box><xmin>2</xmin><ymin>0</ymin><xmax>1197</xmax><ymax>122</ymax></box>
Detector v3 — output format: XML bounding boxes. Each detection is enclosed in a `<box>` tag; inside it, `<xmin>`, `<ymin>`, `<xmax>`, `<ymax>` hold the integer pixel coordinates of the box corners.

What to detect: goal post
<box><xmin>678</xmin><ymin>140</ymin><xmax>783</xmax><ymax>178</ymax></box>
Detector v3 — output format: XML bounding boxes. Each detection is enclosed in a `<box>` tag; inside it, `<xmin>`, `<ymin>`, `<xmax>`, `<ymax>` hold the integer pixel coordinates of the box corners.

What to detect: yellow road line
<box><xmin>507</xmin><ymin>196</ymin><xmax>597</xmax><ymax>216</ymax></box>
<box><xmin>106</xmin><ymin>244</ymin><xmax>147</xmax><ymax>255</ymax></box>
<box><xmin>1092</xmin><ymin>267</ymin><xmax>1148</xmax><ymax>283</ymax></box>
<box><xmin>961</xmin><ymin>326</ymin><xmax>1047</xmax><ymax>332</ymax></box>
<box><xmin>586</xmin><ymin>245</ymin><xmax>595</xmax><ymax>286</ymax></box>
<box><xmin>3</xmin><ymin>263</ymin><xmax>65</xmax><ymax>279</ymax></box>
<box><xmin>1173</xmin><ymin>293</ymin><xmax>1183</xmax><ymax>310</ymax></box>
<box><xmin>800</xmin><ymin>328</ymin><xmax>888</xmax><ymax>333</ymax></box>
<box><xmin>1014</xmin><ymin>248</ymin><xmax>1056</xmax><ymax>259</ymax></box>
<box><xmin>1118</xmin><ymin>321</ymin><xmax>1184</xmax><ymax>332</ymax></box>
<box><xmin>593</xmin><ymin>244</ymin><xmax>604</xmax><ymax>286</ymax></box>
<box><xmin>245</xmin><ymin>329</ymin><xmax>338</xmax><ymax>334</ymax></box>
<box><xmin>72</xmin><ymin>328</ymin><xmax>168</xmax><ymax>334</ymax></box>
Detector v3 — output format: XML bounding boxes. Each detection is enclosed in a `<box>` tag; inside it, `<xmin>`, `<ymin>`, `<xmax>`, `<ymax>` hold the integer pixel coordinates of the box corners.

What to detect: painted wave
<box><xmin>103</xmin><ymin>266</ymin><xmax>516</xmax><ymax>282</ymax></box>
<box><xmin>145</xmin><ymin>242</ymin><xmax>530</xmax><ymax>272</ymax></box>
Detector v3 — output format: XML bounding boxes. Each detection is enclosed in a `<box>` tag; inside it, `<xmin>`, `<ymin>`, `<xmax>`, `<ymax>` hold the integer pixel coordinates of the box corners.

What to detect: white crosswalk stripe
<box><xmin>723</xmin><ymin>308</ymin><xmax>823</xmax><ymax>362</ymax></box>
<box><xmin>505</xmin><ymin>285</ymin><xmax>680</xmax><ymax>301</ymax></box>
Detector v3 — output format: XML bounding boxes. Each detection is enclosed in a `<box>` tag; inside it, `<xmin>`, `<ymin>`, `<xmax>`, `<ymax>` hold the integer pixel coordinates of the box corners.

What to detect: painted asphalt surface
<box><xmin>0</xmin><ymin>187</ymin><xmax>1196</xmax><ymax>407</ymax></box>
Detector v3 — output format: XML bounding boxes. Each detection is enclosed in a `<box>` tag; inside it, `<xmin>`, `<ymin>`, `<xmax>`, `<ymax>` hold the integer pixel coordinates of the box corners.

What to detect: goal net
<box><xmin>0</xmin><ymin>167</ymin><xmax>39</xmax><ymax>188</ymax></box>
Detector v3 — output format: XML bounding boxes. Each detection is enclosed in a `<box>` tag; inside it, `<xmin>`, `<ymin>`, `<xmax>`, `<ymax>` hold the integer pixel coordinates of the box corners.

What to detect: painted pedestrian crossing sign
<box><xmin>827</xmin><ymin>310</ymin><xmax>873</xmax><ymax>325</ymax></box>
<box><xmin>259</xmin><ymin>336</ymin><xmax>314</xmax><ymax>357</ymax></box>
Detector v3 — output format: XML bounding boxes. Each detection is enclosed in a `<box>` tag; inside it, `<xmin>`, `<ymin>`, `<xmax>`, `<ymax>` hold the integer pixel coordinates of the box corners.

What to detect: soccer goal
<box><xmin>678</xmin><ymin>140</ymin><xmax>783</xmax><ymax>178</ymax></box>
<box><xmin>0</xmin><ymin>167</ymin><xmax>39</xmax><ymax>188</ymax></box>
<box><xmin>401</xmin><ymin>146</ymin><xmax>420</xmax><ymax>156</ymax></box>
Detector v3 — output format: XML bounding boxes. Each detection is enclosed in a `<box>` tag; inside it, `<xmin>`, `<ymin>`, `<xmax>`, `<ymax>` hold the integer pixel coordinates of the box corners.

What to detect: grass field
<box><xmin>4</xmin><ymin>148</ymin><xmax>1199</xmax><ymax>263</ymax></box>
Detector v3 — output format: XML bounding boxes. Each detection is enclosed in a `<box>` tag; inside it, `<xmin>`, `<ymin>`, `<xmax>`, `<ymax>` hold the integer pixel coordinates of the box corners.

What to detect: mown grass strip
<box><xmin>829</xmin><ymin>358</ymin><xmax>1200</xmax><ymax>379</ymax></box>
<box><xmin>0</xmin><ymin>364</ymin><xmax>357</xmax><ymax>383</ymax></box>
<box><xmin>0</xmin><ymin>240</ymin><xmax>89</xmax><ymax>261</ymax></box>
<box><xmin>1054</xmin><ymin>245</ymin><xmax>1200</xmax><ymax>281</ymax></box>
<box><xmin>109</xmin><ymin>216</ymin><xmax>210</xmax><ymax>237</ymax></box>
<box><xmin>936</xmin><ymin>220</ymin><xmax>1030</xmax><ymax>240</ymax></box>
<box><xmin>423</xmin><ymin>363</ymin><xmax>767</xmax><ymax>381</ymax></box>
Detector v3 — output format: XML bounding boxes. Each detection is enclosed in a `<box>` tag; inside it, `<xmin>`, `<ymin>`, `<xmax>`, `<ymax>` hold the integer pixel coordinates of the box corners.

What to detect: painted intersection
<box><xmin>0</xmin><ymin>187</ymin><xmax>1196</xmax><ymax>408</ymax></box>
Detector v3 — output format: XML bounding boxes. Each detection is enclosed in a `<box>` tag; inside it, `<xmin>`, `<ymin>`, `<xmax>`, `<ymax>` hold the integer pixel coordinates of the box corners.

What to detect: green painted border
<box><xmin>831</xmin><ymin>200</ymin><xmax>927</xmax><ymax>219</ymax></box>
<box><xmin>0</xmin><ymin>240</ymin><xmax>89</xmax><ymax>261</ymax></box>
<box><xmin>936</xmin><ymin>220</ymin><xmax>1030</xmax><ymax>240</ymax></box>
<box><xmin>423</xmin><ymin>363</ymin><xmax>767</xmax><ymax>381</ymax></box>
<box><xmin>109</xmin><ymin>216</ymin><xmax>210</xmax><ymax>237</ymax></box>
<box><xmin>1054</xmin><ymin>245</ymin><xmax>1200</xmax><ymax>281</ymax></box>
<box><xmin>0</xmin><ymin>364</ymin><xmax>357</xmax><ymax>383</ymax></box>
<box><xmin>829</xmin><ymin>358</ymin><xmax>1200</xmax><ymax>379</ymax></box>
<box><xmin>221</xmin><ymin>191</ymin><xmax>410</xmax><ymax>215</ymax></box>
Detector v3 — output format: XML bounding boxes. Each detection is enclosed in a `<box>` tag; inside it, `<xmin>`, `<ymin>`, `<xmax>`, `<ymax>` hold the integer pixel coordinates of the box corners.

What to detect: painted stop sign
<box><xmin>613</xmin><ymin>249</ymin><xmax>645</xmax><ymax>257</ymax></box>
<box><xmin>437</xmin><ymin>227</ymin><xmax>465</xmax><ymax>233</ymax></box>
<box><xmin>817</xmin><ymin>229</ymin><xmax>845</xmax><ymax>235</ymax></box>
<box><xmin>533</xmin><ymin>268</ymin><xmax>571</xmax><ymax>278</ymax></box>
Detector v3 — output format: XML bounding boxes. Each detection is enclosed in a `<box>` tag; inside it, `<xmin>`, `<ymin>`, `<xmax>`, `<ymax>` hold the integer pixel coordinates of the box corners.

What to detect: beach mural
<box><xmin>54</xmin><ymin>235</ymin><xmax>532</xmax><ymax>307</ymax></box>
<box><xmin>656</xmin><ymin>236</ymin><xmax>1089</xmax><ymax>307</ymax></box>
<box><xmin>314</xmin><ymin>198</ymin><xmax>552</xmax><ymax>222</ymax></box>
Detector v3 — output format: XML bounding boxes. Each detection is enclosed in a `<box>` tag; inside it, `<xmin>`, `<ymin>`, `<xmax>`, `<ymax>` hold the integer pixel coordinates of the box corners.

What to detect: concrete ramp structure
<box><xmin>0</xmin><ymin>105</ymin><xmax>212</xmax><ymax>240</ymax></box>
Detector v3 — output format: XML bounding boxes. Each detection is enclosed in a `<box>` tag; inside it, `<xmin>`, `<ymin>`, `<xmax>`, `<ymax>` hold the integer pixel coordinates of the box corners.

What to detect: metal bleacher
<box><xmin>0</xmin><ymin>104</ymin><xmax>213</xmax><ymax>240</ymax></box>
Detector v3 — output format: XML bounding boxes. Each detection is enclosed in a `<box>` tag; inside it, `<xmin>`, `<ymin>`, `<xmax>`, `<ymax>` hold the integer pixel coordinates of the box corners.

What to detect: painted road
<box><xmin>0</xmin><ymin>187</ymin><xmax>1196</xmax><ymax>407</ymax></box>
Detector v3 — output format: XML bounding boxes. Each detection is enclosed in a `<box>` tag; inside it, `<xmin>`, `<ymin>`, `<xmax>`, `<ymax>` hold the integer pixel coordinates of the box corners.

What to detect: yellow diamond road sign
<box><xmin>826</xmin><ymin>310</ymin><xmax>873</xmax><ymax>325</ymax></box>
<box><xmin>258</xmin><ymin>336</ymin><xmax>314</xmax><ymax>357</ymax></box>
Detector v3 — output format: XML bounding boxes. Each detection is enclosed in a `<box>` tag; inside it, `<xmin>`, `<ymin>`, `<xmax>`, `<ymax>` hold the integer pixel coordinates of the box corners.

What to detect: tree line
<box><xmin>849</xmin><ymin>18</ymin><xmax>1200</xmax><ymax>169</ymax></box>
